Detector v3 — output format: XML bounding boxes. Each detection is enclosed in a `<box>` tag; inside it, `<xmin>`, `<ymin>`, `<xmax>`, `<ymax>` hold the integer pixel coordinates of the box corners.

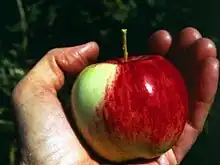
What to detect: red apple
<box><xmin>70</xmin><ymin>30</ymin><xmax>188</xmax><ymax>162</ymax></box>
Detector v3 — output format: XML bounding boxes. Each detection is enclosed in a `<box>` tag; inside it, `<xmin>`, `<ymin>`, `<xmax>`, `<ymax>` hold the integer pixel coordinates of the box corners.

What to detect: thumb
<box><xmin>12</xmin><ymin>42</ymin><xmax>99</xmax><ymax>164</ymax></box>
<box><xmin>23</xmin><ymin>41</ymin><xmax>99</xmax><ymax>92</ymax></box>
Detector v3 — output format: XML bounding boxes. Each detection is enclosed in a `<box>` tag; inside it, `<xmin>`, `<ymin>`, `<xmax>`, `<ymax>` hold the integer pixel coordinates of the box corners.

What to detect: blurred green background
<box><xmin>0</xmin><ymin>0</ymin><xmax>220</xmax><ymax>164</ymax></box>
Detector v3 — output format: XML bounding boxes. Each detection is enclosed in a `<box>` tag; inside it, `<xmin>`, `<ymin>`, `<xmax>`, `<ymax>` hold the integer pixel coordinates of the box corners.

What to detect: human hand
<box><xmin>12</xmin><ymin>27</ymin><xmax>219</xmax><ymax>165</ymax></box>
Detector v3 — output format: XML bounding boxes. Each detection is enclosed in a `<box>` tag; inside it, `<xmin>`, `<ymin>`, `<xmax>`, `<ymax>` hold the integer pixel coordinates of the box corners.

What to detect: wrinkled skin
<box><xmin>12</xmin><ymin>27</ymin><xmax>219</xmax><ymax>165</ymax></box>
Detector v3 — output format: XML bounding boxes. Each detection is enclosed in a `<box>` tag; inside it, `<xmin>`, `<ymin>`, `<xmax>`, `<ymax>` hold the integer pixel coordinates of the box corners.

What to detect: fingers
<box><xmin>191</xmin><ymin>57</ymin><xmax>219</xmax><ymax>131</ymax></box>
<box><xmin>147</xmin><ymin>30</ymin><xmax>172</xmax><ymax>56</ymax></box>
<box><xmin>12</xmin><ymin>42</ymin><xmax>99</xmax><ymax>164</ymax></box>
<box><xmin>182</xmin><ymin>37</ymin><xmax>218</xmax><ymax>130</ymax></box>
<box><xmin>172</xmin><ymin>57</ymin><xmax>219</xmax><ymax>162</ymax></box>
<box><xmin>175</xmin><ymin>27</ymin><xmax>202</xmax><ymax>51</ymax></box>
<box><xmin>191</xmin><ymin>38</ymin><xmax>217</xmax><ymax>61</ymax></box>
<box><xmin>170</xmin><ymin>28</ymin><xmax>219</xmax><ymax>163</ymax></box>
<box><xmin>166</xmin><ymin>27</ymin><xmax>202</xmax><ymax>73</ymax></box>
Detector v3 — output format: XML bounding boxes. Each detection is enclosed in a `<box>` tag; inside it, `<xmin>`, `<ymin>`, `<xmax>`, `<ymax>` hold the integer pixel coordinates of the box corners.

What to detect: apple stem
<box><xmin>122</xmin><ymin>29</ymin><xmax>128</xmax><ymax>62</ymax></box>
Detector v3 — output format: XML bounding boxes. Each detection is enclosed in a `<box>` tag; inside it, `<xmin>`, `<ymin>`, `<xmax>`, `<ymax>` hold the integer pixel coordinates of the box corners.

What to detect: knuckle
<box><xmin>74</xmin><ymin>49</ymin><xmax>88</xmax><ymax>65</ymax></box>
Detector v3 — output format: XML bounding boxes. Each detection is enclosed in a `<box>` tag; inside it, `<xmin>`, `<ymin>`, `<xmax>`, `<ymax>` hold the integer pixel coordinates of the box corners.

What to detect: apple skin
<box><xmin>71</xmin><ymin>55</ymin><xmax>188</xmax><ymax>162</ymax></box>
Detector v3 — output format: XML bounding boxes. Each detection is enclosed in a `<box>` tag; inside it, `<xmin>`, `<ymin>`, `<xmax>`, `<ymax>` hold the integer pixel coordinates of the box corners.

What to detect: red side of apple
<box><xmin>102</xmin><ymin>55</ymin><xmax>188</xmax><ymax>154</ymax></box>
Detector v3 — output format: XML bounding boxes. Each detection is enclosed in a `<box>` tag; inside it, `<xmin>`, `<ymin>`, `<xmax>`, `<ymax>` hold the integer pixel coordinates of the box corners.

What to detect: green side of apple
<box><xmin>71</xmin><ymin>63</ymin><xmax>117</xmax><ymax>128</ymax></box>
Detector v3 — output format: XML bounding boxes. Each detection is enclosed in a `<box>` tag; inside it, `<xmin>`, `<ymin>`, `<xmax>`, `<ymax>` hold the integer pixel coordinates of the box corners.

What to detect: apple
<box><xmin>70</xmin><ymin>29</ymin><xmax>188</xmax><ymax>162</ymax></box>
